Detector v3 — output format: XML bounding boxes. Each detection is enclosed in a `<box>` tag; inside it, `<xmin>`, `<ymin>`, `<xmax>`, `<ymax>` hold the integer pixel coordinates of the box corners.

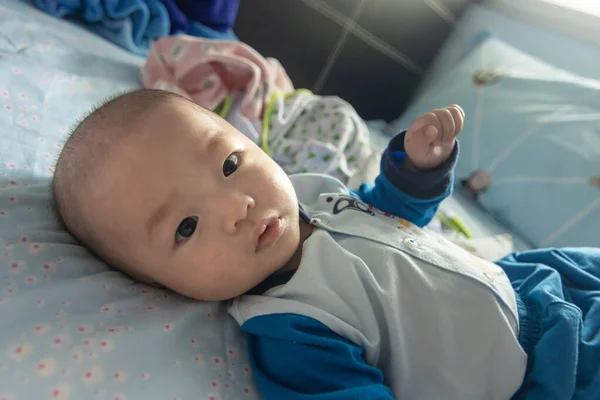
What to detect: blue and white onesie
<box><xmin>228</xmin><ymin>132</ymin><xmax>600</xmax><ymax>400</ymax></box>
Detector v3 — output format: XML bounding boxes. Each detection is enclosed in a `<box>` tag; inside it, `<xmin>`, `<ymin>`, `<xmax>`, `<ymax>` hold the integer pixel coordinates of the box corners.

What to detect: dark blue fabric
<box><xmin>174</xmin><ymin>0</ymin><xmax>239</xmax><ymax>33</ymax></box>
<box><xmin>33</xmin><ymin>0</ymin><xmax>170</xmax><ymax>55</ymax></box>
<box><xmin>159</xmin><ymin>0</ymin><xmax>238</xmax><ymax>39</ymax></box>
<box><xmin>160</xmin><ymin>0</ymin><xmax>187</xmax><ymax>33</ymax></box>
<box><xmin>242</xmin><ymin>314</ymin><xmax>394</xmax><ymax>399</ymax></box>
<box><xmin>499</xmin><ymin>248</ymin><xmax>600</xmax><ymax>400</ymax></box>
<box><xmin>351</xmin><ymin>131</ymin><xmax>457</xmax><ymax>227</ymax></box>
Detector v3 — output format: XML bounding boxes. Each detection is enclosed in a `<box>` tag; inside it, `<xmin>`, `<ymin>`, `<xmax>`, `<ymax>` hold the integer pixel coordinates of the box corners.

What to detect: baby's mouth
<box><xmin>255</xmin><ymin>217</ymin><xmax>282</xmax><ymax>251</ymax></box>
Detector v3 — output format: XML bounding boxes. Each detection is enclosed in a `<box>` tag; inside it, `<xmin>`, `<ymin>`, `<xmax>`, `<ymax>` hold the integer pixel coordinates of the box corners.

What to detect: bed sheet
<box><xmin>0</xmin><ymin>1</ymin><xmax>260</xmax><ymax>399</ymax></box>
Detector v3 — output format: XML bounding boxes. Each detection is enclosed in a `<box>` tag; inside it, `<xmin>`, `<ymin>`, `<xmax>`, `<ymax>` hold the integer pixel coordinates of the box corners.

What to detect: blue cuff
<box><xmin>383</xmin><ymin>130</ymin><xmax>458</xmax><ymax>199</ymax></box>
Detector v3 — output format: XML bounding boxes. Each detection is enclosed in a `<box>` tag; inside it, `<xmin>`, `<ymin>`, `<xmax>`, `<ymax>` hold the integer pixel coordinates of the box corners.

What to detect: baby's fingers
<box><xmin>447</xmin><ymin>104</ymin><xmax>464</xmax><ymax>137</ymax></box>
<box><xmin>423</xmin><ymin>125</ymin><xmax>439</xmax><ymax>142</ymax></box>
<box><xmin>431</xmin><ymin>108</ymin><xmax>455</xmax><ymax>145</ymax></box>
<box><xmin>408</xmin><ymin>111</ymin><xmax>441</xmax><ymax>136</ymax></box>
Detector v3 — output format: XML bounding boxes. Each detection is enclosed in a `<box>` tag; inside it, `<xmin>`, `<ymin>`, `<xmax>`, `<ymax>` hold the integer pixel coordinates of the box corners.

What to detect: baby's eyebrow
<box><xmin>204</xmin><ymin>131</ymin><xmax>222</xmax><ymax>152</ymax></box>
<box><xmin>145</xmin><ymin>130</ymin><xmax>221</xmax><ymax>242</ymax></box>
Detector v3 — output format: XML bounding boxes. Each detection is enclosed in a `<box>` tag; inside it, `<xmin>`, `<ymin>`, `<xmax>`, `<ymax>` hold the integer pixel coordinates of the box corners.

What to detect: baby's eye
<box><xmin>175</xmin><ymin>216</ymin><xmax>198</xmax><ymax>243</ymax></box>
<box><xmin>222</xmin><ymin>153</ymin><xmax>240</xmax><ymax>177</ymax></box>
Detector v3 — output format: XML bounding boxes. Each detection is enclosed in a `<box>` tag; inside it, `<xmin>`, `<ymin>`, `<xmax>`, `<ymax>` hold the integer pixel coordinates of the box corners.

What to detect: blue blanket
<box><xmin>32</xmin><ymin>0</ymin><xmax>238</xmax><ymax>55</ymax></box>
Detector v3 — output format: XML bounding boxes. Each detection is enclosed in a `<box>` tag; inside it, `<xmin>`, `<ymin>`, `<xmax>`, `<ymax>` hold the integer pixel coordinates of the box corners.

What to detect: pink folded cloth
<box><xmin>141</xmin><ymin>35</ymin><xmax>294</xmax><ymax>120</ymax></box>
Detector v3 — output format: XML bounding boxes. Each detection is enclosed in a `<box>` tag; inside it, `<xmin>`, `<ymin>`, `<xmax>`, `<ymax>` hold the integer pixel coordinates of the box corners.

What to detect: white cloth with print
<box><xmin>226</xmin><ymin>92</ymin><xmax>373</xmax><ymax>183</ymax></box>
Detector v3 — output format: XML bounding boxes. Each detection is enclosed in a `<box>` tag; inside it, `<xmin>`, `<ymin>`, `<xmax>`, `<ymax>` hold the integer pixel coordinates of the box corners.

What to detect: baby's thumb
<box><xmin>423</xmin><ymin>125</ymin><xmax>439</xmax><ymax>143</ymax></box>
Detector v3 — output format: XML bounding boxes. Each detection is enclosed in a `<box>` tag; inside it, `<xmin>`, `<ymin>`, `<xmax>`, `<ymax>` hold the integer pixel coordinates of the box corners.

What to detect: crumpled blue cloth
<box><xmin>32</xmin><ymin>0</ymin><xmax>238</xmax><ymax>55</ymax></box>
<box><xmin>33</xmin><ymin>0</ymin><xmax>170</xmax><ymax>55</ymax></box>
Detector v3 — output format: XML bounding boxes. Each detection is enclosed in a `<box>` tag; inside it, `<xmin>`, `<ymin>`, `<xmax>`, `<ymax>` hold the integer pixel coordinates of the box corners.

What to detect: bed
<box><xmin>2</xmin><ymin>0</ymin><xmax>594</xmax><ymax>398</ymax></box>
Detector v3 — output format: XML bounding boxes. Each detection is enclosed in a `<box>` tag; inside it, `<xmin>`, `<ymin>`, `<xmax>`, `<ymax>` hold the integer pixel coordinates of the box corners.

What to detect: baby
<box><xmin>52</xmin><ymin>89</ymin><xmax>599</xmax><ymax>400</ymax></box>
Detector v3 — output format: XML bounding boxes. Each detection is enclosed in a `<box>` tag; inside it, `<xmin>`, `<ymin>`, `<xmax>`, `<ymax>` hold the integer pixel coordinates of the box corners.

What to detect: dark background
<box><xmin>234</xmin><ymin>0</ymin><xmax>477</xmax><ymax>122</ymax></box>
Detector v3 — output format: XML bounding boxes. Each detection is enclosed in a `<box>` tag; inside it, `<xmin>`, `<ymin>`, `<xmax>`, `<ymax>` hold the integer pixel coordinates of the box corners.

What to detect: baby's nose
<box><xmin>222</xmin><ymin>193</ymin><xmax>255</xmax><ymax>233</ymax></box>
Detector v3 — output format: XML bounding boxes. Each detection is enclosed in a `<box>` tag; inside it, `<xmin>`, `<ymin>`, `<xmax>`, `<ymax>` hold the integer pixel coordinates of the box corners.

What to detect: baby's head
<box><xmin>52</xmin><ymin>89</ymin><xmax>301</xmax><ymax>300</ymax></box>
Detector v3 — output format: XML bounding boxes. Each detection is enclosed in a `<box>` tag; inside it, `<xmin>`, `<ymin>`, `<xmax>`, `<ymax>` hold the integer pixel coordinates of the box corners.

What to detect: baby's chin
<box><xmin>175</xmin><ymin>282</ymin><xmax>254</xmax><ymax>302</ymax></box>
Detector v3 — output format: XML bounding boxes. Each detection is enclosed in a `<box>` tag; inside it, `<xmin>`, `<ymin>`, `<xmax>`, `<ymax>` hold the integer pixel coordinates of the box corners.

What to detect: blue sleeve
<box><xmin>241</xmin><ymin>314</ymin><xmax>394</xmax><ymax>400</ymax></box>
<box><xmin>351</xmin><ymin>130</ymin><xmax>458</xmax><ymax>227</ymax></box>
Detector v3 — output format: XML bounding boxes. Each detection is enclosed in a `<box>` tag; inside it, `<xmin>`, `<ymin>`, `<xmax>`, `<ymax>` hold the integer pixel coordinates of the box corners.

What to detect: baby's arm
<box><xmin>352</xmin><ymin>105</ymin><xmax>464</xmax><ymax>227</ymax></box>
<box><xmin>242</xmin><ymin>314</ymin><xmax>394</xmax><ymax>399</ymax></box>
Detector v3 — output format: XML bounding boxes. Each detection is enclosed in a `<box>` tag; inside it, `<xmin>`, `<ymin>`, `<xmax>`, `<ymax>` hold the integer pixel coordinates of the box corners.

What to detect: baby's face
<box><xmin>87</xmin><ymin>99</ymin><xmax>301</xmax><ymax>300</ymax></box>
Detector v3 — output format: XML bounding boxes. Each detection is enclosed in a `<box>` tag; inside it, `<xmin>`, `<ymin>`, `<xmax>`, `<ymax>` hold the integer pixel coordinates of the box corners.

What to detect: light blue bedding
<box><xmin>0</xmin><ymin>1</ymin><xmax>260</xmax><ymax>398</ymax></box>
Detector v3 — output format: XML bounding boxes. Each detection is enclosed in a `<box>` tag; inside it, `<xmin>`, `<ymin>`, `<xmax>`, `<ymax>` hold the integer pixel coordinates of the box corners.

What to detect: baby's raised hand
<box><xmin>404</xmin><ymin>105</ymin><xmax>465</xmax><ymax>170</ymax></box>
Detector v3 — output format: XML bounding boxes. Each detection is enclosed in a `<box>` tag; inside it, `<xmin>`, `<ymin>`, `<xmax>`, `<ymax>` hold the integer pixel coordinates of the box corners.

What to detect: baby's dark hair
<box><xmin>51</xmin><ymin>89</ymin><xmax>193</xmax><ymax>268</ymax></box>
